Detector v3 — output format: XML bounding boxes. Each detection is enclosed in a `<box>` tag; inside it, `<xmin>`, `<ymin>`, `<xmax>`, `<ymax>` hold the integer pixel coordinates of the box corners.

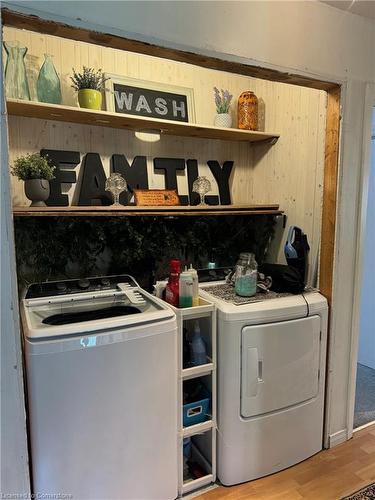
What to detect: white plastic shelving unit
<box><xmin>169</xmin><ymin>298</ymin><xmax>217</xmax><ymax>497</ymax></box>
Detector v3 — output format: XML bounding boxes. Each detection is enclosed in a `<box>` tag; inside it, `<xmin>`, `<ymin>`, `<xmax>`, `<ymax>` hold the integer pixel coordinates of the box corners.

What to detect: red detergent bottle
<box><xmin>165</xmin><ymin>259</ymin><xmax>181</xmax><ymax>307</ymax></box>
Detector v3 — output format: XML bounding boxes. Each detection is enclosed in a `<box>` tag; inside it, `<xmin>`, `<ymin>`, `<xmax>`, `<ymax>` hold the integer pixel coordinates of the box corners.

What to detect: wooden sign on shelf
<box><xmin>104</xmin><ymin>75</ymin><xmax>196</xmax><ymax>123</ymax></box>
<box><xmin>134</xmin><ymin>189</ymin><xmax>181</xmax><ymax>206</ymax></box>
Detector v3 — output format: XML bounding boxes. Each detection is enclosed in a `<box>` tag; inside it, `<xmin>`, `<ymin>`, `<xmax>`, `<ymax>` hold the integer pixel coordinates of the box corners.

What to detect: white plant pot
<box><xmin>214</xmin><ymin>113</ymin><xmax>232</xmax><ymax>128</ymax></box>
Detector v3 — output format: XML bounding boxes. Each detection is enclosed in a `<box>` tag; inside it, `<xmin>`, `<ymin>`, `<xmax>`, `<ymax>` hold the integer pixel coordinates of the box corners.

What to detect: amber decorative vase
<box><xmin>238</xmin><ymin>91</ymin><xmax>258</xmax><ymax>130</ymax></box>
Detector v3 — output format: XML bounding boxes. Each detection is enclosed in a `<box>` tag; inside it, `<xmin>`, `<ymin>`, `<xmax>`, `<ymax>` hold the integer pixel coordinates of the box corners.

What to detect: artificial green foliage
<box><xmin>70</xmin><ymin>66</ymin><xmax>109</xmax><ymax>91</ymax></box>
<box><xmin>14</xmin><ymin>216</ymin><xmax>276</xmax><ymax>291</ymax></box>
<box><xmin>11</xmin><ymin>153</ymin><xmax>55</xmax><ymax>181</ymax></box>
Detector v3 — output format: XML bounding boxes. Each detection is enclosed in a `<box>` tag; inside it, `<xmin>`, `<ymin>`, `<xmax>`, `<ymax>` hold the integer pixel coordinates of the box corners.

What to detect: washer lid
<box><xmin>22</xmin><ymin>288</ymin><xmax>175</xmax><ymax>340</ymax></box>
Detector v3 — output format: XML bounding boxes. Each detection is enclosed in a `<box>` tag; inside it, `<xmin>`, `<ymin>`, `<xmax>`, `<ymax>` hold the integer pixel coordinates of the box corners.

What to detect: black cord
<box><xmin>302</xmin><ymin>290</ymin><xmax>310</xmax><ymax>317</ymax></box>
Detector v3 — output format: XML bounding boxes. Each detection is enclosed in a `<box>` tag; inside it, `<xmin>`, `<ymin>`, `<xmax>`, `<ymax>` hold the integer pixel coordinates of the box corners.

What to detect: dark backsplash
<box><xmin>14</xmin><ymin>215</ymin><xmax>277</xmax><ymax>291</ymax></box>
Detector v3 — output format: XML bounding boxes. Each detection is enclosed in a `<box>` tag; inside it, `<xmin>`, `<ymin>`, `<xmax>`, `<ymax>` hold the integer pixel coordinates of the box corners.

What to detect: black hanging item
<box><xmin>186</xmin><ymin>159</ymin><xmax>220</xmax><ymax>206</ymax></box>
<box><xmin>284</xmin><ymin>226</ymin><xmax>310</xmax><ymax>284</ymax></box>
<box><xmin>40</xmin><ymin>149</ymin><xmax>80</xmax><ymax>206</ymax></box>
<box><xmin>207</xmin><ymin>160</ymin><xmax>234</xmax><ymax>205</ymax></box>
<box><xmin>153</xmin><ymin>157</ymin><xmax>189</xmax><ymax>205</ymax></box>
<box><xmin>78</xmin><ymin>153</ymin><xmax>112</xmax><ymax>206</ymax></box>
<box><xmin>258</xmin><ymin>263</ymin><xmax>305</xmax><ymax>294</ymax></box>
<box><xmin>111</xmin><ymin>154</ymin><xmax>149</xmax><ymax>205</ymax></box>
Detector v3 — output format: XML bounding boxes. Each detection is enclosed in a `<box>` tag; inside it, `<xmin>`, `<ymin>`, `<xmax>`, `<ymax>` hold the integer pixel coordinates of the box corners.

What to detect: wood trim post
<box><xmin>319</xmin><ymin>86</ymin><xmax>341</xmax><ymax>304</ymax></box>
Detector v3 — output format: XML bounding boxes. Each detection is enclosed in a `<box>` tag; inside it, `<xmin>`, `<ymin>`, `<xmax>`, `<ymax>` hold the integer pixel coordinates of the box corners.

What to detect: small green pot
<box><xmin>78</xmin><ymin>89</ymin><xmax>102</xmax><ymax>110</ymax></box>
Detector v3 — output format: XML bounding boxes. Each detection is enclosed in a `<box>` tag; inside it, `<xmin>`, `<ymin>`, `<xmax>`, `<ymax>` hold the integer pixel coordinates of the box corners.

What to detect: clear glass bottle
<box><xmin>37</xmin><ymin>54</ymin><xmax>62</xmax><ymax>104</ymax></box>
<box><xmin>234</xmin><ymin>252</ymin><xmax>258</xmax><ymax>297</ymax></box>
<box><xmin>3</xmin><ymin>41</ymin><xmax>30</xmax><ymax>100</ymax></box>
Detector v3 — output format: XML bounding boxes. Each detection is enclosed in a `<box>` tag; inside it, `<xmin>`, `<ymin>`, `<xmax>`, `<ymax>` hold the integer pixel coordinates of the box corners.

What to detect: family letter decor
<box><xmin>40</xmin><ymin>149</ymin><xmax>233</xmax><ymax>207</ymax></box>
<box><xmin>104</xmin><ymin>75</ymin><xmax>196</xmax><ymax>123</ymax></box>
<box><xmin>40</xmin><ymin>149</ymin><xmax>80</xmax><ymax>206</ymax></box>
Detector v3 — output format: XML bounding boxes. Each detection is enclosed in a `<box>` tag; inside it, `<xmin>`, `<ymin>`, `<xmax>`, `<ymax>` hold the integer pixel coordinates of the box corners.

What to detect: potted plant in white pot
<box><xmin>70</xmin><ymin>66</ymin><xmax>109</xmax><ymax>110</ymax></box>
<box><xmin>11</xmin><ymin>153</ymin><xmax>55</xmax><ymax>206</ymax></box>
<box><xmin>213</xmin><ymin>87</ymin><xmax>233</xmax><ymax>128</ymax></box>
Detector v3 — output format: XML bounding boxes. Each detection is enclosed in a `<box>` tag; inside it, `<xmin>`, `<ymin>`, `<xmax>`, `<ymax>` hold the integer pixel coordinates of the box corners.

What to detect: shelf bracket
<box><xmin>268</xmin><ymin>136</ymin><xmax>279</xmax><ymax>146</ymax></box>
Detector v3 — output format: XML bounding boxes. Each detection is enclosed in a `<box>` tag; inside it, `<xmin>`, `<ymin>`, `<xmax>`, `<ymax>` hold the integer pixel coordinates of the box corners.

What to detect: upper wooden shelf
<box><xmin>6</xmin><ymin>99</ymin><xmax>280</xmax><ymax>144</ymax></box>
<box><xmin>12</xmin><ymin>204</ymin><xmax>283</xmax><ymax>217</ymax></box>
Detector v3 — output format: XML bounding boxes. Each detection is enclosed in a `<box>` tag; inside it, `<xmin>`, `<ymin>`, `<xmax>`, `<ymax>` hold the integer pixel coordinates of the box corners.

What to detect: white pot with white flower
<box><xmin>213</xmin><ymin>87</ymin><xmax>233</xmax><ymax>128</ymax></box>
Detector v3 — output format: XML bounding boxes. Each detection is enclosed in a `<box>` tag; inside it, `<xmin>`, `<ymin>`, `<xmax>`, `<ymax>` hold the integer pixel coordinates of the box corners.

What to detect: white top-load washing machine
<box><xmin>199</xmin><ymin>271</ymin><xmax>328</xmax><ymax>486</ymax></box>
<box><xmin>21</xmin><ymin>275</ymin><xmax>178</xmax><ymax>500</ymax></box>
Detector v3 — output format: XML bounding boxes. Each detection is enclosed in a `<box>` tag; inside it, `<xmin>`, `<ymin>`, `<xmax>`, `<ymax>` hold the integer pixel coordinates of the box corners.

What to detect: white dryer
<box><xmin>199</xmin><ymin>278</ymin><xmax>328</xmax><ymax>486</ymax></box>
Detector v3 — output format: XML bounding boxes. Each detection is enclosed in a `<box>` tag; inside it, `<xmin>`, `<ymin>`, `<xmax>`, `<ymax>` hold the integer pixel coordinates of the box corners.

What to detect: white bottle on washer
<box><xmin>179</xmin><ymin>267</ymin><xmax>193</xmax><ymax>308</ymax></box>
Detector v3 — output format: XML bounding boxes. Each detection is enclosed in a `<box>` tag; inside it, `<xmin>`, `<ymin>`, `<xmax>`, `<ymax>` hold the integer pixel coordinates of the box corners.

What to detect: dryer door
<box><xmin>241</xmin><ymin>315</ymin><xmax>321</xmax><ymax>418</ymax></box>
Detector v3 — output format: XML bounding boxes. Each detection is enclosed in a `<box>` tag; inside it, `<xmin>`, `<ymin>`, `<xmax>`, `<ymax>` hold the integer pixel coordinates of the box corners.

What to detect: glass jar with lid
<box><xmin>234</xmin><ymin>252</ymin><xmax>258</xmax><ymax>297</ymax></box>
<box><xmin>238</xmin><ymin>91</ymin><xmax>258</xmax><ymax>130</ymax></box>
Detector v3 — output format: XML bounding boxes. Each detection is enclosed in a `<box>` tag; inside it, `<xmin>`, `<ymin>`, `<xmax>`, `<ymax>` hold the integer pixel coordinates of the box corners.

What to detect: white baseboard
<box><xmin>328</xmin><ymin>429</ymin><xmax>348</xmax><ymax>448</ymax></box>
<box><xmin>353</xmin><ymin>420</ymin><xmax>375</xmax><ymax>433</ymax></box>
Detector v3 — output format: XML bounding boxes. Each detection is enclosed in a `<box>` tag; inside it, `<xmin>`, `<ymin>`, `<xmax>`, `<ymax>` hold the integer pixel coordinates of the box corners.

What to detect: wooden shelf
<box><xmin>12</xmin><ymin>204</ymin><xmax>283</xmax><ymax>217</ymax></box>
<box><xmin>6</xmin><ymin>99</ymin><xmax>280</xmax><ymax>144</ymax></box>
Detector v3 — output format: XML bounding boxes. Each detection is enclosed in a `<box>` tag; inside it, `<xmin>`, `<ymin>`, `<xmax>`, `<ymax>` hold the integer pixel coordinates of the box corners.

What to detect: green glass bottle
<box><xmin>37</xmin><ymin>54</ymin><xmax>62</xmax><ymax>104</ymax></box>
<box><xmin>3</xmin><ymin>41</ymin><xmax>31</xmax><ymax>100</ymax></box>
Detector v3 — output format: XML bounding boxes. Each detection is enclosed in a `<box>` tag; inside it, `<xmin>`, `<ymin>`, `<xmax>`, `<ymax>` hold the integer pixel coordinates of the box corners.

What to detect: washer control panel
<box><xmin>25</xmin><ymin>275</ymin><xmax>138</xmax><ymax>299</ymax></box>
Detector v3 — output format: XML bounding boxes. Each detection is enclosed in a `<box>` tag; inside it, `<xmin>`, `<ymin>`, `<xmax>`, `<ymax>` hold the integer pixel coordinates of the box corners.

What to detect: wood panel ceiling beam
<box><xmin>2</xmin><ymin>8</ymin><xmax>338</xmax><ymax>92</ymax></box>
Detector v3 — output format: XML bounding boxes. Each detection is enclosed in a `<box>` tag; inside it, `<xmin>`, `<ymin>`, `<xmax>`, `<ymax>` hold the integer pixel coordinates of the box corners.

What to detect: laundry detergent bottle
<box><xmin>165</xmin><ymin>259</ymin><xmax>181</xmax><ymax>307</ymax></box>
<box><xmin>190</xmin><ymin>320</ymin><xmax>207</xmax><ymax>365</ymax></box>
<box><xmin>179</xmin><ymin>266</ymin><xmax>193</xmax><ymax>308</ymax></box>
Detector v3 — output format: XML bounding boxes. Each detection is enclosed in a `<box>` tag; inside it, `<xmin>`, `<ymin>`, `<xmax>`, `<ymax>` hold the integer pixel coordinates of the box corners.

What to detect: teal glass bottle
<box><xmin>37</xmin><ymin>54</ymin><xmax>62</xmax><ymax>104</ymax></box>
<box><xmin>3</xmin><ymin>41</ymin><xmax>31</xmax><ymax>100</ymax></box>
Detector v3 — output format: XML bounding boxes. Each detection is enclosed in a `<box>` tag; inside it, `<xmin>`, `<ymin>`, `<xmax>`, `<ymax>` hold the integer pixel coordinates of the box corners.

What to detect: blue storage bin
<box><xmin>183</xmin><ymin>397</ymin><xmax>210</xmax><ymax>427</ymax></box>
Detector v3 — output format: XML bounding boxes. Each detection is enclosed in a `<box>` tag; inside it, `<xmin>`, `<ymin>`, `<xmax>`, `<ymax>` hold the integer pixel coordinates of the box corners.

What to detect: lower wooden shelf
<box><xmin>12</xmin><ymin>204</ymin><xmax>283</xmax><ymax>217</ymax></box>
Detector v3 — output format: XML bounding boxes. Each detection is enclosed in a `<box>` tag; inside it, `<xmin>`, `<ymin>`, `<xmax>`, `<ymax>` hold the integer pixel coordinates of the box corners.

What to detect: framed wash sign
<box><xmin>104</xmin><ymin>74</ymin><xmax>196</xmax><ymax>123</ymax></box>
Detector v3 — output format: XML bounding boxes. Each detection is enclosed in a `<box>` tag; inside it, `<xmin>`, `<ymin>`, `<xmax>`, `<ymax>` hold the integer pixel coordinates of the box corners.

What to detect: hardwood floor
<box><xmin>197</xmin><ymin>424</ymin><xmax>375</xmax><ymax>500</ymax></box>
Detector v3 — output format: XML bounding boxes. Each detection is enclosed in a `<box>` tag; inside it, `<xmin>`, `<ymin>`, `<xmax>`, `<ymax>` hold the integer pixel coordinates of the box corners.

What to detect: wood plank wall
<box><xmin>4</xmin><ymin>27</ymin><xmax>326</xmax><ymax>280</ymax></box>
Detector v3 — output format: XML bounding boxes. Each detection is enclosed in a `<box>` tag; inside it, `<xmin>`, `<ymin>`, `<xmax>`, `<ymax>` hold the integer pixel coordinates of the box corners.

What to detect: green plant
<box><xmin>11</xmin><ymin>153</ymin><xmax>55</xmax><ymax>181</ymax></box>
<box><xmin>70</xmin><ymin>66</ymin><xmax>109</xmax><ymax>91</ymax></box>
<box><xmin>14</xmin><ymin>216</ymin><xmax>276</xmax><ymax>290</ymax></box>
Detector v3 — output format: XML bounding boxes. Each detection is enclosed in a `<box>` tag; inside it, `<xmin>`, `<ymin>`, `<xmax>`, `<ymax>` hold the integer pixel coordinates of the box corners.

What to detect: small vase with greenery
<box><xmin>213</xmin><ymin>87</ymin><xmax>233</xmax><ymax>128</ymax></box>
<box><xmin>11</xmin><ymin>153</ymin><xmax>55</xmax><ymax>207</ymax></box>
<box><xmin>70</xmin><ymin>66</ymin><xmax>109</xmax><ymax>110</ymax></box>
